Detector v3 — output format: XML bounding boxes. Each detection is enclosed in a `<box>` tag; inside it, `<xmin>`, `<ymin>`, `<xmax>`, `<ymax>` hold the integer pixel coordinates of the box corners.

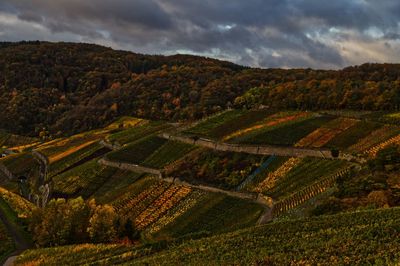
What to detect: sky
<box><xmin>0</xmin><ymin>0</ymin><xmax>400</xmax><ymax>69</ymax></box>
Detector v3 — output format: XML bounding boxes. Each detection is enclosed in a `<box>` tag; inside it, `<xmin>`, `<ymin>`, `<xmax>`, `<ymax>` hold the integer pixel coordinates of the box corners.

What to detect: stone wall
<box><xmin>99</xmin><ymin>158</ymin><xmax>162</xmax><ymax>177</ymax></box>
<box><xmin>160</xmin><ymin>133</ymin><xmax>334</xmax><ymax>159</ymax></box>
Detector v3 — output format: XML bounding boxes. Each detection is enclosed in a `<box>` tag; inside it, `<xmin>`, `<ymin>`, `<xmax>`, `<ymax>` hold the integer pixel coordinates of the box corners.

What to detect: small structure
<box><xmin>1</xmin><ymin>149</ymin><xmax>16</xmax><ymax>158</ymax></box>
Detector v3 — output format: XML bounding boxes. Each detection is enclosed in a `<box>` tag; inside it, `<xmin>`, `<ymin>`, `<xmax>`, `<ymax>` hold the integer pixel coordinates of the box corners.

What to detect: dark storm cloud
<box><xmin>0</xmin><ymin>0</ymin><xmax>400</xmax><ymax>68</ymax></box>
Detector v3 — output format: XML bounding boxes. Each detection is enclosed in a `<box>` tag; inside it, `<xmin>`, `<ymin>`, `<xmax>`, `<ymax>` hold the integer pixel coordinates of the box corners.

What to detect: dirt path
<box><xmin>0</xmin><ymin>206</ymin><xmax>32</xmax><ymax>266</ymax></box>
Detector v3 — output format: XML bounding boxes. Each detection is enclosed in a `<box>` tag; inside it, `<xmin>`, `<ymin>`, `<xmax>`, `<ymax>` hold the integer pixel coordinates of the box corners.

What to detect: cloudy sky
<box><xmin>1</xmin><ymin>0</ymin><xmax>400</xmax><ymax>69</ymax></box>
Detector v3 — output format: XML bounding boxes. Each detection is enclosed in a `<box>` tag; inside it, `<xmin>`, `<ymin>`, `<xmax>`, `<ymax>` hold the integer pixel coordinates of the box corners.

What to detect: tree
<box><xmin>87</xmin><ymin>204</ymin><xmax>117</xmax><ymax>243</ymax></box>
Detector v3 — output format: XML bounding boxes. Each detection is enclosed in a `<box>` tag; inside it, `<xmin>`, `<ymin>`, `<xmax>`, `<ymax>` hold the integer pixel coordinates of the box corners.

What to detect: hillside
<box><xmin>1</xmin><ymin>42</ymin><xmax>400</xmax><ymax>137</ymax></box>
<box><xmin>0</xmin><ymin>109</ymin><xmax>399</xmax><ymax>264</ymax></box>
<box><xmin>1</xmin><ymin>42</ymin><xmax>400</xmax><ymax>265</ymax></box>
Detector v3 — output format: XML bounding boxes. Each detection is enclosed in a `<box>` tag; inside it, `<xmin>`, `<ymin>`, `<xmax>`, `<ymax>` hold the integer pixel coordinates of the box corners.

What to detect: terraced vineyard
<box><xmin>223</xmin><ymin>111</ymin><xmax>311</xmax><ymax>141</ymax></box>
<box><xmin>2</xmin><ymin>112</ymin><xmax>400</xmax><ymax>265</ymax></box>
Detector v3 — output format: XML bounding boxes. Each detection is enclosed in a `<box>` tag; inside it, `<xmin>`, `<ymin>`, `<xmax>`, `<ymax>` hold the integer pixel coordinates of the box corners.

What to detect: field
<box><xmin>14</xmin><ymin>207</ymin><xmax>400</xmax><ymax>265</ymax></box>
<box><xmin>231</xmin><ymin>115</ymin><xmax>334</xmax><ymax>145</ymax></box>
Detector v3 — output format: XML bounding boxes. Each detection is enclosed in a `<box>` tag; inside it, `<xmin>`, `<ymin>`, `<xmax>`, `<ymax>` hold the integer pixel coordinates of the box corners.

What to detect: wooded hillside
<box><xmin>1</xmin><ymin>41</ymin><xmax>400</xmax><ymax>137</ymax></box>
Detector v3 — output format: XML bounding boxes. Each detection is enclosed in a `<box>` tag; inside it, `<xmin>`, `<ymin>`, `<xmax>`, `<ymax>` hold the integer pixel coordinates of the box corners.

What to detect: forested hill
<box><xmin>1</xmin><ymin>41</ymin><xmax>400</xmax><ymax>137</ymax></box>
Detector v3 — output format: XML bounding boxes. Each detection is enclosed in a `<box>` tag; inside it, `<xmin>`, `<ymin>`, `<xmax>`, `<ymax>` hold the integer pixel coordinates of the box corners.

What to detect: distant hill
<box><xmin>1</xmin><ymin>41</ymin><xmax>400</xmax><ymax>137</ymax></box>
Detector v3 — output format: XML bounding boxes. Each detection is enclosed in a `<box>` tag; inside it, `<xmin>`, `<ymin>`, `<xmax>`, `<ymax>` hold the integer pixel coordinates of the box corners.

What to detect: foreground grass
<box><xmin>14</xmin><ymin>206</ymin><xmax>400</xmax><ymax>265</ymax></box>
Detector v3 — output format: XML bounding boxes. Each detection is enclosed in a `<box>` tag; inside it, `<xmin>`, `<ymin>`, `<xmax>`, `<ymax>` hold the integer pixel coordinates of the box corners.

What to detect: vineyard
<box><xmin>135</xmin><ymin>206</ymin><xmax>400</xmax><ymax>265</ymax></box>
<box><xmin>112</xmin><ymin>181</ymin><xmax>192</xmax><ymax>230</ymax></box>
<box><xmin>365</xmin><ymin>133</ymin><xmax>400</xmax><ymax>157</ymax></box>
<box><xmin>254</xmin><ymin>157</ymin><xmax>302</xmax><ymax>193</ymax></box>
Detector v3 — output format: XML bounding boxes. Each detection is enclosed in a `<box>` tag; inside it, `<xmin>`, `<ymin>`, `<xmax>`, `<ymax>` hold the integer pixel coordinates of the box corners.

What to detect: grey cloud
<box><xmin>0</xmin><ymin>0</ymin><xmax>399</xmax><ymax>69</ymax></box>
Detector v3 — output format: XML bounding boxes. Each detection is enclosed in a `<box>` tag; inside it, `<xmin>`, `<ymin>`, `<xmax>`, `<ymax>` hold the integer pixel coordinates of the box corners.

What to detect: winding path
<box><xmin>98</xmin><ymin>157</ymin><xmax>273</xmax><ymax>224</ymax></box>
